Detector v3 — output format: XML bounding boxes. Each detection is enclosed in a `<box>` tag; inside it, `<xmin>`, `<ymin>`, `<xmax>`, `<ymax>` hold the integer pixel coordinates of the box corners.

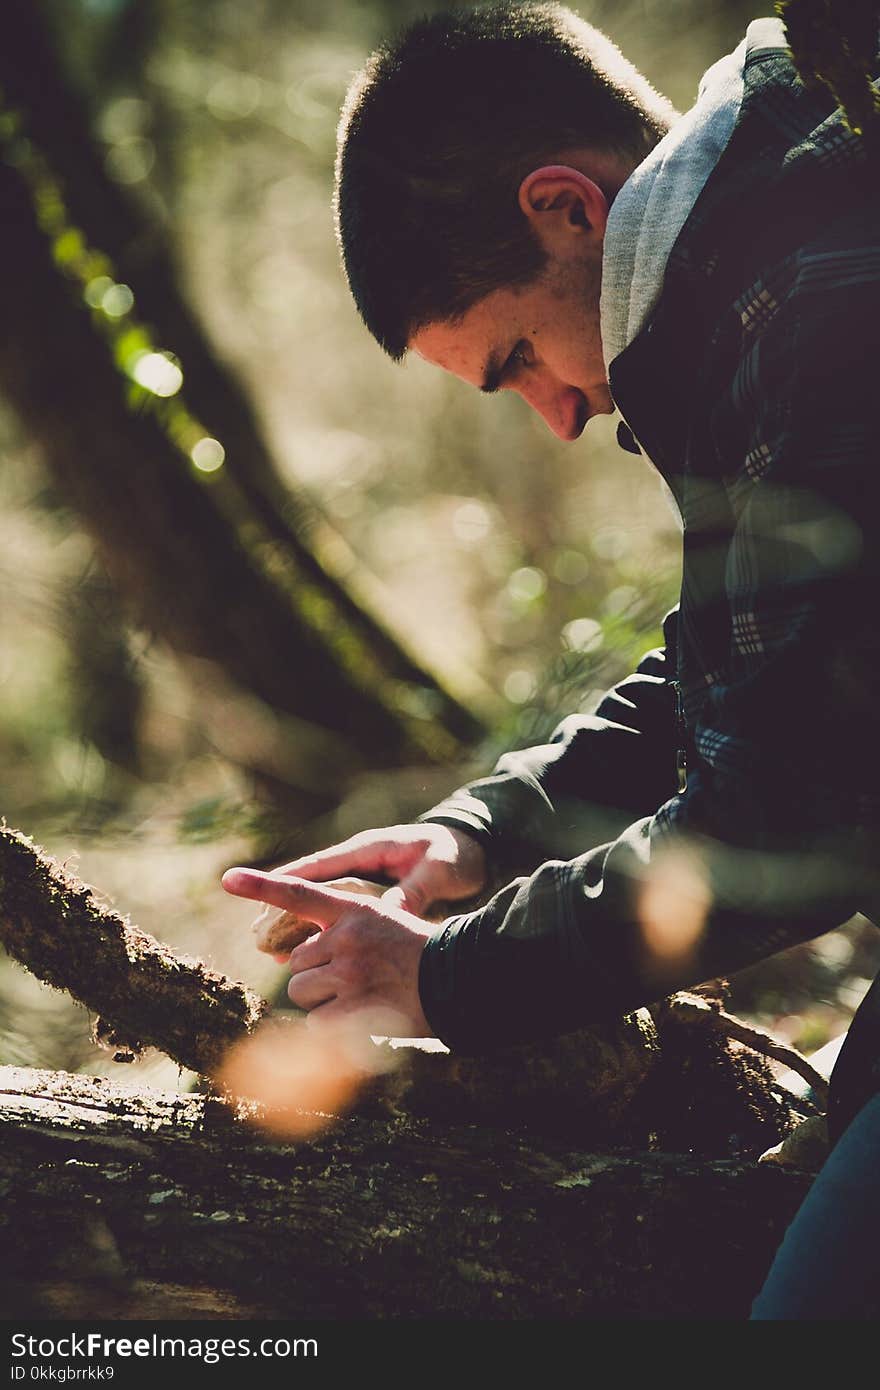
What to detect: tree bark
<box><xmin>0</xmin><ymin>825</ymin><xmax>267</xmax><ymax>1075</ymax></box>
<box><xmin>0</xmin><ymin>1065</ymin><xmax>814</xmax><ymax>1321</ymax></box>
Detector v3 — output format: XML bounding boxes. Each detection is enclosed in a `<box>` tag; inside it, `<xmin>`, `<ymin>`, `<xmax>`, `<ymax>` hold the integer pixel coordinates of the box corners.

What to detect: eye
<box><xmin>507</xmin><ymin>340</ymin><xmax>531</xmax><ymax>372</ymax></box>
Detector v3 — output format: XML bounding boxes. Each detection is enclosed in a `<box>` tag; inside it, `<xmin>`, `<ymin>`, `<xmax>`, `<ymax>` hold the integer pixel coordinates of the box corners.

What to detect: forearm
<box><xmin>418</xmin><ymin>809</ymin><xmax>869</xmax><ymax>1053</ymax></box>
<box><xmin>419</xmin><ymin>612</ymin><xmax>880</xmax><ymax>1053</ymax></box>
<box><xmin>419</xmin><ymin>607</ymin><xmax>680</xmax><ymax>881</ymax></box>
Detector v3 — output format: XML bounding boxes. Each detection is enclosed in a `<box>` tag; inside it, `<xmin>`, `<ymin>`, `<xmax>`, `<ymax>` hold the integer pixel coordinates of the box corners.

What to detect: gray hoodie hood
<box><xmin>599</xmin><ymin>17</ymin><xmax>787</xmax><ymax>373</ymax></box>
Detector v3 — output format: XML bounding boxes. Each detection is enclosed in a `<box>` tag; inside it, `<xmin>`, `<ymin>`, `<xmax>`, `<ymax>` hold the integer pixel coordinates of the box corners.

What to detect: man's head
<box><xmin>334</xmin><ymin>2</ymin><xmax>676</xmax><ymax>438</ymax></box>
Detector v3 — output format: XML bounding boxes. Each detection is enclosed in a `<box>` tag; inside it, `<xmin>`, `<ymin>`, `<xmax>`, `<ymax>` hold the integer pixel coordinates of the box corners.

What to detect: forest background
<box><xmin>2</xmin><ymin>0</ymin><xmax>877</xmax><ymax>1097</ymax></box>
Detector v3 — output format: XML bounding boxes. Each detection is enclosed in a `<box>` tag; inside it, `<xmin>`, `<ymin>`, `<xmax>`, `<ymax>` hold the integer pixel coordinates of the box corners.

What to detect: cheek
<box><xmin>569</xmin><ymin>313</ymin><xmax>603</xmax><ymax>370</ymax></box>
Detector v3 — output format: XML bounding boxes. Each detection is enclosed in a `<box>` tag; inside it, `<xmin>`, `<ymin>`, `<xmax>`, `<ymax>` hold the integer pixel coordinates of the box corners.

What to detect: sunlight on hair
<box><xmin>638</xmin><ymin>846</ymin><xmax>710</xmax><ymax>970</ymax></box>
<box><xmin>218</xmin><ymin>1011</ymin><xmax>403</xmax><ymax>1140</ymax></box>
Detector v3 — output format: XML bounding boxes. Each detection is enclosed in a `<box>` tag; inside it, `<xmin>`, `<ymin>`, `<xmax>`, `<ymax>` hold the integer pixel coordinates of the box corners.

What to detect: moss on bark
<box><xmin>0</xmin><ymin>825</ymin><xmax>267</xmax><ymax>1073</ymax></box>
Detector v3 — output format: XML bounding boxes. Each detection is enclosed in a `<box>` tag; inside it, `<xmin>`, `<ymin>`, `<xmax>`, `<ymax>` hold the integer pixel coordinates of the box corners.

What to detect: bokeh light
<box><xmin>84</xmin><ymin>274</ymin><xmax>114</xmax><ymax>308</ymax></box>
<box><xmin>562</xmin><ymin>617</ymin><xmax>603</xmax><ymax>652</ymax></box>
<box><xmin>191</xmin><ymin>437</ymin><xmax>226</xmax><ymax>472</ymax></box>
<box><xmin>503</xmin><ymin>669</ymin><xmax>537</xmax><ymax>704</ymax></box>
<box><xmin>218</xmin><ymin>1013</ymin><xmax>401</xmax><ymax>1140</ymax></box>
<box><xmin>638</xmin><ymin>847</ymin><xmax>710</xmax><ymax>973</ymax></box>
<box><xmin>101</xmin><ymin>282</ymin><xmax>134</xmax><ymax>318</ymax></box>
<box><xmin>507</xmin><ymin>566</ymin><xmax>547</xmax><ymax>603</ymax></box>
<box><xmin>105</xmin><ymin>138</ymin><xmax>156</xmax><ymax>186</ymax></box>
<box><xmin>131</xmin><ymin>351</ymin><xmax>183</xmax><ymax>397</ymax></box>
<box><xmin>451</xmin><ymin>500</ymin><xmax>492</xmax><ymax>545</ymax></box>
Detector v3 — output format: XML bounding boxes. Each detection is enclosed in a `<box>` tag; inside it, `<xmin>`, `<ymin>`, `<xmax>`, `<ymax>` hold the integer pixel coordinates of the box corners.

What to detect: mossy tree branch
<box><xmin>0</xmin><ymin>824</ymin><xmax>267</xmax><ymax>1074</ymax></box>
<box><xmin>0</xmin><ymin>823</ymin><xmax>809</xmax><ymax>1160</ymax></box>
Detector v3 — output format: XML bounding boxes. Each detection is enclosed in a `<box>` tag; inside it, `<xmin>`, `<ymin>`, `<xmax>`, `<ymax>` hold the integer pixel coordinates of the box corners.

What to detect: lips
<box><xmin>570</xmin><ymin>389</ymin><xmax>590</xmax><ymax>439</ymax></box>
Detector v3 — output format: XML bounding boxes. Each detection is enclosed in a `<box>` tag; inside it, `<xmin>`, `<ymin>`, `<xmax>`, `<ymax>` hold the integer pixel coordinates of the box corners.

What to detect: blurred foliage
<box><xmin>1</xmin><ymin>0</ymin><xmax>877</xmax><ymax>1083</ymax></box>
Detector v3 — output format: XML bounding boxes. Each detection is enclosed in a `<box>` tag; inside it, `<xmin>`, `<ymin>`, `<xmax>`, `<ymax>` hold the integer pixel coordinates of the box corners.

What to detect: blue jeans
<box><xmin>750</xmin><ymin>1091</ymin><xmax>880</xmax><ymax>1319</ymax></box>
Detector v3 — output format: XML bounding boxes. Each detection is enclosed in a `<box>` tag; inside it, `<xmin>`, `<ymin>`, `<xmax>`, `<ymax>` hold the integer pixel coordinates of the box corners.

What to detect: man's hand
<box><xmin>265</xmin><ymin>823</ymin><xmax>486</xmax><ymax>917</ymax></box>
<box><xmin>222</xmin><ymin>868</ymin><xmax>436</xmax><ymax>1037</ymax></box>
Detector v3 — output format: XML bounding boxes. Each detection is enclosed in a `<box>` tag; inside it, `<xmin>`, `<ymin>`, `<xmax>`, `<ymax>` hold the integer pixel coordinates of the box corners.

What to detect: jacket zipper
<box><xmin>671</xmin><ymin>679</ymin><xmax>688</xmax><ymax>793</ymax></box>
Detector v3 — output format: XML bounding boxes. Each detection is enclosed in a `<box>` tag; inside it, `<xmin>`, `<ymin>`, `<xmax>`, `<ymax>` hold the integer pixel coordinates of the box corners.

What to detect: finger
<box><xmin>253</xmin><ymin>879</ymin><xmax>383</xmax><ymax>955</ymax></box>
<box><xmin>288</xmin><ymin>967</ymin><xmax>338</xmax><ymax>1011</ymax></box>
<box><xmin>222</xmin><ymin>869</ymin><xmax>364</xmax><ymax>928</ymax></box>
<box><xmin>380</xmin><ymin>885</ymin><xmax>408</xmax><ymax>912</ymax></box>
<box><xmin>288</xmin><ymin>932</ymin><xmax>333</xmax><ymax>974</ymax></box>
<box><xmin>271</xmin><ymin>834</ymin><xmax>392</xmax><ymax>883</ymax></box>
<box><xmin>388</xmin><ymin>861</ymin><xmax>438</xmax><ymax>915</ymax></box>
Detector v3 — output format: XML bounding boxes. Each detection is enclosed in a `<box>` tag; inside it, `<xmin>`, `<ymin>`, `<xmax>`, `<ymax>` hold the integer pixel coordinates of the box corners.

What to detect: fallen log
<box><xmin>0</xmin><ymin>829</ymin><xmax>820</xmax><ymax>1320</ymax></box>
<box><xmin>0</xmin><ymin>1065</ymin><xmax>813</xmax><ymax>1321</ymax></box>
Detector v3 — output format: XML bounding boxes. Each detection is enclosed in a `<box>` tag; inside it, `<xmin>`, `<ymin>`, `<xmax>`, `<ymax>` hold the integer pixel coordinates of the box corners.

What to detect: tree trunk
<box><xmin>0</xmin><ymin>0</ymin><xmax>485</xmax><ymax>820</ymax></box>
<box><xmin>0</xmin><ymin>1065</ymin><xmax>814</xmax><ymax>1321</ymax></box>
<box><xmin>0</xmin><ymin>0</ymin><xmax>484</xmax><ymax>755</ymax></box>
<box><xmin>0</xmin><ymin>145</ymin><xmax>475</xmax><ymax>790</ymax></box>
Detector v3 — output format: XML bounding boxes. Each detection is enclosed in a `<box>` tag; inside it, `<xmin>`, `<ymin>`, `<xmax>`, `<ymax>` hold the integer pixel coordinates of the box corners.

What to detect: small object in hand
<box><xmin>251</xmin><ymin>876</ymin><xmax>387</xmax><ymax>959</ymax></box>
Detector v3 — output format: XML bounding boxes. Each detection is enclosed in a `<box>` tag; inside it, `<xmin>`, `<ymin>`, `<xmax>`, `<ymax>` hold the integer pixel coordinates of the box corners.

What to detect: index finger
<box><xmin>222</xmin><ymin>868</ymin><xmax>368</xmax><ymax>929</ymax></box>
<box><xmin>271</xmin><ymin>833</ymin><xmax>391</xmax><ymax>883</ymax></box>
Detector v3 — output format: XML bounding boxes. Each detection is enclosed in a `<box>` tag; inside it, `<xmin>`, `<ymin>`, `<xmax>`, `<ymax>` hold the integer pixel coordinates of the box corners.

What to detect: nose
<box><xmin>516</xmin><ymin>378</ymin><xmax>587</xmax><ymax>441</ymax></box>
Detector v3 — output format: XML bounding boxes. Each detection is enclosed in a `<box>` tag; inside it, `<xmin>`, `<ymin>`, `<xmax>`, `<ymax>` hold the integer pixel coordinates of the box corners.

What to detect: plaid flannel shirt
<box><xmin>417</xmin><ymin>27</ymin><xmax>880</xmax><ymax>1052</ymax></box>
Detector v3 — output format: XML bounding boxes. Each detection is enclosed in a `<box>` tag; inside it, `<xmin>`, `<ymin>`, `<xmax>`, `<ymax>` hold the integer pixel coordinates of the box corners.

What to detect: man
<box><xmin>224</xmin><ymin>4</ymin><xmax>880</xmax><ymax>1316</ymax></box>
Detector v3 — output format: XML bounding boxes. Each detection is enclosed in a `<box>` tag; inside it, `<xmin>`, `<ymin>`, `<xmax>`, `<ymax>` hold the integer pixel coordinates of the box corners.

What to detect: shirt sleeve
<box><xmin>419</xmin><ymin>228</ymin><xmax>880</xmax><ymax>1054</ymax></box>
<box><xmin>418</xmin><ymin>606</ymin><xmax>680</xmax><ymax>885</ymax></box>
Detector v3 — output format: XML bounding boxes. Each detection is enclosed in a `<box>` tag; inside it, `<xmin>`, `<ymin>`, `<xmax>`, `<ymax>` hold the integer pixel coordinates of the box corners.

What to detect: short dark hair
<box><xmin>334</xmin><ymin>2</ymin><xmax>676</xmax><ymax>359</ymax></box>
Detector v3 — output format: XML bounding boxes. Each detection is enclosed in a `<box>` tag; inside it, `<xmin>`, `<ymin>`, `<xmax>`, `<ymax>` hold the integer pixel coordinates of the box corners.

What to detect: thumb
<box><xmin>382</xmin><ymin>862</ymin><xmax>437</xmax><ymax>916</ymax></box>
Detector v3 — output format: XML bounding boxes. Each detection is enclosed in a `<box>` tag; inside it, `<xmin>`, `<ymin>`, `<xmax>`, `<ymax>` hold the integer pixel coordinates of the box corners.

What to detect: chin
<box><xmin>592</xmin><ymin>383</ymin><xmax>615</xmax><ymax>416</ymax></box>
<box><xmin>567</xmin><ymin>398</ymin><xmax>612</xmax><ymax>440</ymax></box>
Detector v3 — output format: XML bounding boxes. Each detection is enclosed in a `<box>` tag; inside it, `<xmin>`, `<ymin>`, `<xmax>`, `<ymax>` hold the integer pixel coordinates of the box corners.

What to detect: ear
<box><xmin>518</xmin><ymin>165</ymin><xmax>609</xmax><ymax>252</ymax></box>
